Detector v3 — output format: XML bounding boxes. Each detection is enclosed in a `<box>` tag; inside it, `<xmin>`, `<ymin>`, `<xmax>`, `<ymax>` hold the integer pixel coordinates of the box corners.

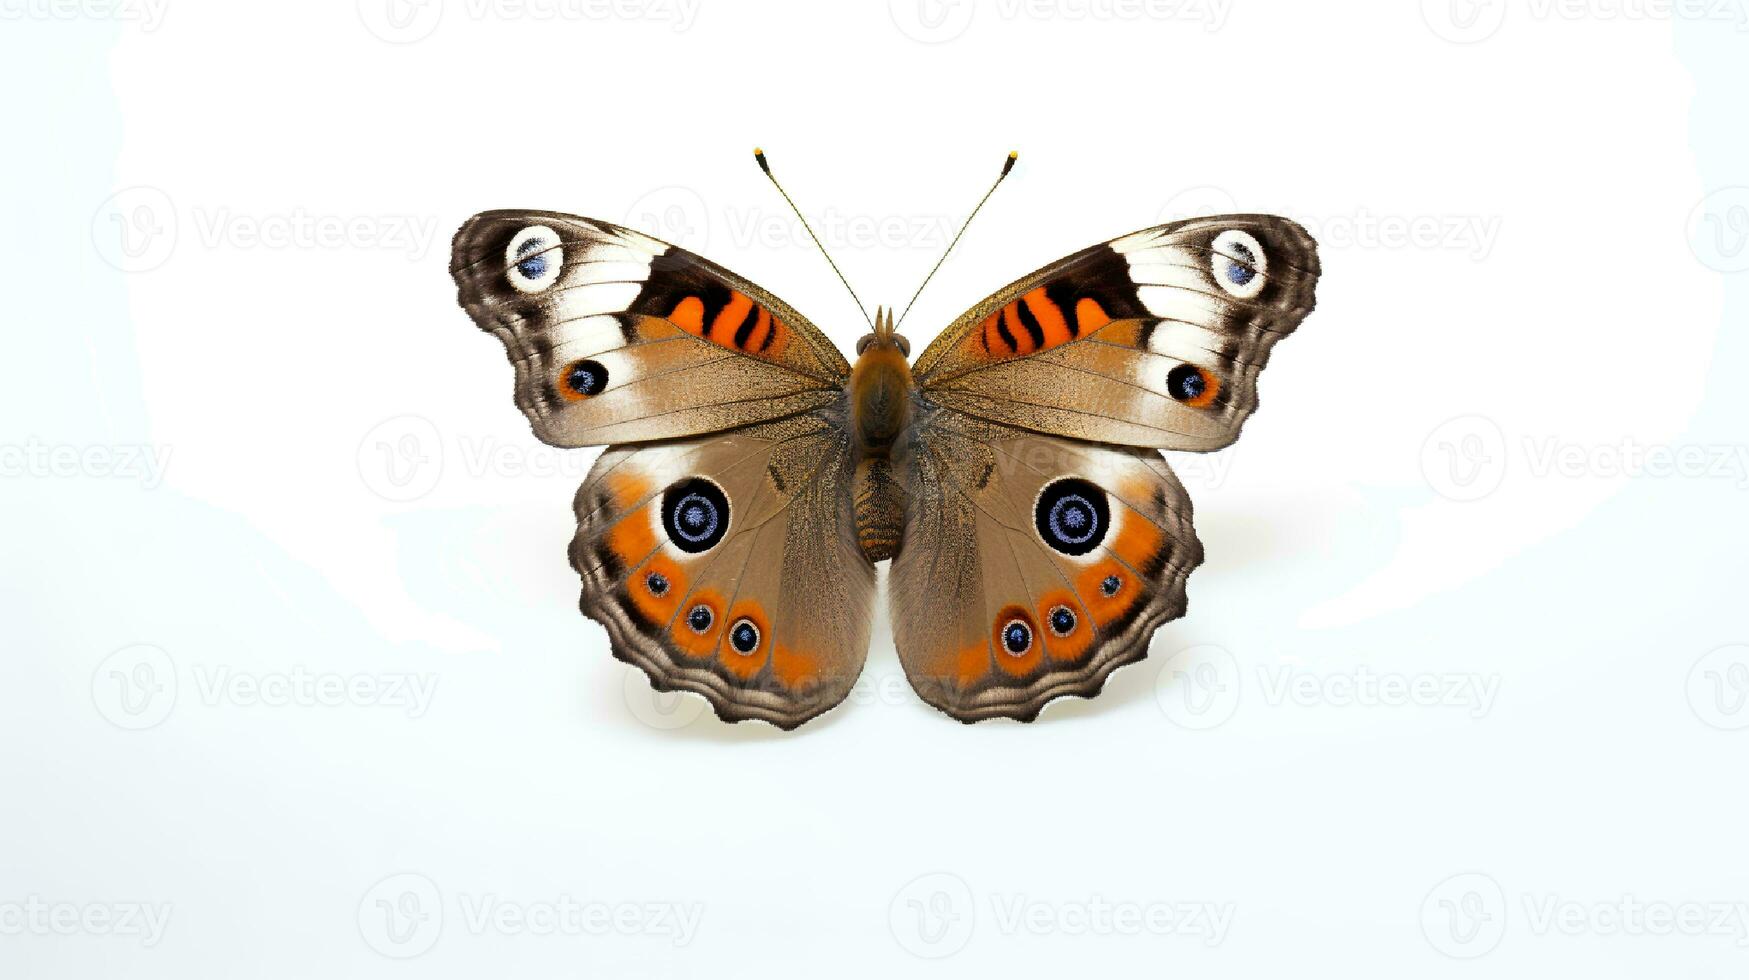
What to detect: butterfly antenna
<box><xmin>754</xmin><ymin>148</ymin><xmax>874</xmax><ymax>331</ymax></box>
<box><xmin>896</xmin><ymin>150</ymin><xmax>1018</xmax><ymax>329</ymax></box>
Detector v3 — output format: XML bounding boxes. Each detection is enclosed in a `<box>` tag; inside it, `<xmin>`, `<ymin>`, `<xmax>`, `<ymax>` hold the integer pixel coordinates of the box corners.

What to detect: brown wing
<box><xmin>572</xmin><ymin>411</ymin><xmax>874</xmax><ymax>729</ymax></box>
<box><xmin>451</xmin><ymin>210</ymin><xmax>850</xmax><ymax>447</ymax></box>
<box><xmin>889</xmin><ymin>408</ymin><xmax>1203</xmax><ymax>723</ymax></box>
<box><xmin>913</xmin><ymin>215</ymin><xmax>1319</xmax><ymax>452</ymax></box>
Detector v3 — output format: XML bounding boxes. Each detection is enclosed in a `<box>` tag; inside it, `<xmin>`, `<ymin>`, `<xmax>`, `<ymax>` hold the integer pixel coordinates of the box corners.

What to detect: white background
<box><xmin>3</xmin><ymin>0</ymin><xmax>1748</xmax><ymax>976</ymax></box>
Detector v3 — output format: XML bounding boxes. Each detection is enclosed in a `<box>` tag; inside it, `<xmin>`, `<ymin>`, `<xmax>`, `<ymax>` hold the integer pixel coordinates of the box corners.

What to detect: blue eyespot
<box><xmin>1002</xmin><ymin>619</ymin><xmax>1033</xmax><ymax>655</ymax></box>
<box><xmin>1049</xmin><ymin>606</ymin><xmax>1077</xmax><ymax>636</ymax></box>
<box><xmin>686</xmin><ymin>605</ymin><xmax>714</xmax><ymax>633</ymax></box>
<box><xmin>1034</xmin><ymin>478</ymin><xmax>1110</xmax><ymax>557</ymax></box>
<box><xmin>564</xmin><ymin>359</ymin><xmax>608</xmax><ymax>397</ymax></box>
<box><xmin>1166</xmin><ymin>363</ymin><xmax>1207</xmax><ymax>403</ymax></box>
<box><xmin>728</xmin><ymin>618</ymin><xmax>761</xmax><ymax>655</ymax></box>
<box><xmin>662</xmin><ymin>478</ymin><xmax>730</xmax><ymax>553</ymax></box>
<box><xmin>515</xmin><ymin>237</ymin><xmax>550</xmax><ymax>280</ymax></box>
<box><xmin>645</xmin><ymin>572</ymin><xmax>669</xmax><ymax>596</ymax></box>
<box><xmin>1100</xmin><ymin>574</ymin><xmax>1122</xmax><ymax>597</ymax></box>
<box><xmin>1222</xmin><ymin>239</ymin><xmax>1257</xmax><ymax>286</ymax></box>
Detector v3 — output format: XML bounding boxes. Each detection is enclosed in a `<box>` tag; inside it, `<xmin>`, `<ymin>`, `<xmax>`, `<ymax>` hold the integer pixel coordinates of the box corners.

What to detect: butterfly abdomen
<box><xmin>849</xmin><ymin>341</ymin><xmax>914</xmax><ymax>562</ymax></box>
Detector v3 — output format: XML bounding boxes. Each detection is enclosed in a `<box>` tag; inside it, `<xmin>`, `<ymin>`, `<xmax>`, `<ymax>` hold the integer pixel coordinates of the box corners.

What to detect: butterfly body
<box><xmin>451</xmin><ymin>205</ymin><xmax>1319</xmax><ymax>728</ymax></box>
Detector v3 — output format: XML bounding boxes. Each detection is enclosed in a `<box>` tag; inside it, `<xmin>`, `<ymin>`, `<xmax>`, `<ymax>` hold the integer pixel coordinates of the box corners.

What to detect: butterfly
<box><xmin>449</xmin><ymin>151</ymin><xmax>1320</xmax><ymax>729</ymax></box>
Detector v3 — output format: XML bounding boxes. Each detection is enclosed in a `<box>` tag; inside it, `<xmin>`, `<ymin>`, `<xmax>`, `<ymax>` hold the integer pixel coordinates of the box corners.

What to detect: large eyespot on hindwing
<box><xmin>1165</xmin><ymin>362</ymin><xmax>1221</xmax><ymax>409</ymax></box>
<box><xmin>661</xmin><ymin>477</ymin><xmax>730</xmax><ymax>554</ymax></box>
<box><xmin>1209</xmin><ymin>228</ymin><xmax>1267</xmax><ymax>300</ymax></box>
<box><xmin>1033</xmin><ymin>477</ymin><xmax>1111</xmax><ymax>557</ymax></box>
<box><xmin>558</xmin><ymin>358</ymin><xmax>609</xmax><ymax>400</ymax></box>
<box><xmin>505</xmin><ymin>224</ymin><xmax>564</xmax><ymax>294</ymax></box>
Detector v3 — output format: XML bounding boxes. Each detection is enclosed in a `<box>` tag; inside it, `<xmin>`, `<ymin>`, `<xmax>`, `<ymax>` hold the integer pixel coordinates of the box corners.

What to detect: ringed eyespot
<box><xmin>661</xmin><ymin>477</ymin><xmax>730</xmax><ymax>554</ymax></box>
<box><xmin>1166</xmin><ymin>363</ymin><xmax>1220</xmax><ymax>408</ymax></box>
<box><xmin>1000</xmin><ymin>618</ymin><xmax>1034</xmax><ymax>656</ymax></box>
<box><xmin>686</xmin><ymin>604</ymin><xmax>714</xmax><ymax>634</ymax></box>
<box><xmin>561</xmin><ymin>359</ymin><xmax>608</xmax><ymax>399</ymax></box>
<box><xmin>1048</xmin><ymin>605</ymin><xmax>1078</xmax><ymax>637</ymax></box>
<box><xmin>1209</xmin><ymin>228</ymin><xmax>1267</xmax><ymax>300</ymax></box>
<box><xmin>1034</xmin><ymin>478</ymin><xmax>1111</xmax><ymax>557</ymax></box>
<box><xmin>727</xmin><ymin>617</ymin><xmax>762</xmax><ymax>655</ymax></box>
<box><xmin>644</xmin><ymin>572</ymin><xmax>669</xmax><ymax>597</ymax></box>
<box><xmin>505</xmin><ymin>224</ymin><xmax>564</xmax><ymax>294</ymax></box>
<box><xmin>1100</xmin><ymin>574</ymin><xmax>1122</xmax><ymax>597</ymax></box>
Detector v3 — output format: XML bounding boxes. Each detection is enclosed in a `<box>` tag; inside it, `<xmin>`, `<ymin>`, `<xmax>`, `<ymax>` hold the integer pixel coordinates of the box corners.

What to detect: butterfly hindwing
<box><xmin>451</xmin><ymin>210</ymin><xmax>850</xmax><ymax>447</ymax></box>
<box><xmin>889</xmin><ymin>408</ymin><xmax>1203</xmax><ymax>722</ymax></box>
<box><xmin>912</xmin><ymin>215</ymin><xmax>1320</xmax><ymax>452</ymax></box>
<box><xmin>572</xmin><ymin>412</ymin><xmax>875</xmax><ymax>730</ymax></box>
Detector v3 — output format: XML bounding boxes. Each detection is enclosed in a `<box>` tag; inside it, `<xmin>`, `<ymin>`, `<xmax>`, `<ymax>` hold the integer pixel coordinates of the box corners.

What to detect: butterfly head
<box><xmin>855</xmin><ymin>306</ymin><xmax>911</xmax><ymax>358</ymax></box>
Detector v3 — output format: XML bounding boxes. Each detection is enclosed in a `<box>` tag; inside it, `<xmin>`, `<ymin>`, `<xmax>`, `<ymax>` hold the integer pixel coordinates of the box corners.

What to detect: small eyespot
<box><xmin>562</xmin><ymin>359</ymin><xmax>609</xmax><ymax>399</ymax></box>
<box><xmin>644</xmin><ymin>572</ymin><xmax>669</xmax><ymax>597</ymax></box>
<box><xmin>728</xmin><ymin>618</ymin><xmax>762</xmax><ymax>655</ymax></box>
<box><xmin>505</xmin><ymin>224</ymin><xmax>564</xmax><ymax>294</ymax></box>
<box><xmin>1034</xmin><ymin>478</ymin><xmax>1111</xmax><ymax>557</ymax></box>
<box><xmin>1166</xmin><ymin>363</ymin><xmax>1220</xmax><ymax>408</ymax></box>
<box><xmin>1001</xmin><ymin>618</ymin><xmax>1034</xmax><ymax>656</ymax></box>
<box><xmin>662</xmin><ymin>478</ymin><xmax>730</xmax><ymax>554</ymax></box>
<box><xmin>686</xmin><ymin>605</ymin><xmax>714</xmax><ymax>634</ymax></box>
<box><xmin>1209</xmin><ymin>229</ymin><xmax>1267</xmax><ymax>299</ymax></box>
<box><xmin>1100</xmin><ymin>574</ymin><xmax>1122</xmax><ymax>597</ymax></box>
<box><xmin>1048</xmin><ymin>605</ymin><xmax>1077</xmax><ymax>637</ymax></box>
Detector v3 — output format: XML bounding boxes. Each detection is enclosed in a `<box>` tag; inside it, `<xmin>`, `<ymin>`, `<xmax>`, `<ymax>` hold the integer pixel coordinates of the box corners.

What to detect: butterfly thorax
<box><xmin>848</xmin><ymin>308</ymin><xmax>913</xmax><ymax>562</ymax></box>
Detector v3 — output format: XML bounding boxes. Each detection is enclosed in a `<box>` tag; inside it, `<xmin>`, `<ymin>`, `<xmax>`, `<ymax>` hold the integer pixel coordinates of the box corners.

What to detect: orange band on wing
<box><xmin>666</xmin><ymin>291</ymin><xmax>792</xmax><ymax>360</ymax></box>
<box><xmin>975</xmin><ymin>289</ymin><xmax>1095</xmax><ymax>360</ymax></box>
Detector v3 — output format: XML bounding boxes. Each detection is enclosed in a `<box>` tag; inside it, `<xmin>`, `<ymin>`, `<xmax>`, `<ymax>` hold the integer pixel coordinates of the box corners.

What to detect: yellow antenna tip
<box><xmin>1001</xmin><ymin>150</ymin><xmax>1018</xmax><ymax>177</ymax></box>
<box><xmin>753</xmin><ymin>147</ymin><xmax>771</xmax><ymax>176</ymax></box>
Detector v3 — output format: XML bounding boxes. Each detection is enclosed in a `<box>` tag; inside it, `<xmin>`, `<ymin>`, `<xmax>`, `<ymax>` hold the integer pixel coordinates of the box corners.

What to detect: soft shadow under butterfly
<box><xmin>450</xmin><ymin>151</ymin><xmax>1320</xmax><ymax>729</ymax></box>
